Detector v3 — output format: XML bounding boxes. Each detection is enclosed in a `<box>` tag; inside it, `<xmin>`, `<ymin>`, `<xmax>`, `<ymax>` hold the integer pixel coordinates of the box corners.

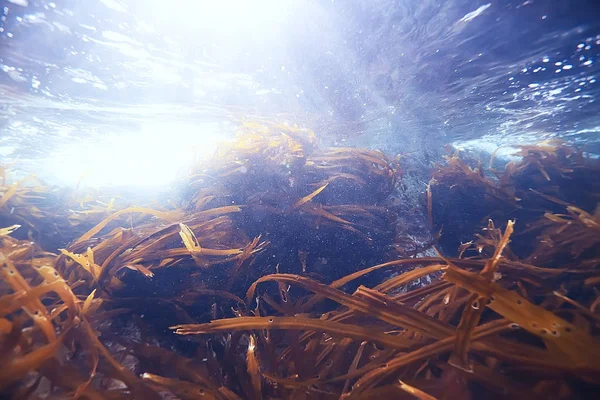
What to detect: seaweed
<box><xmin>1</xmin><ymin>128</ymin><xmax>599</xmax><ymax>399</ymax></box>
<box><xmin>169</xmin><ymin>221</ymin><xmax>599</xmax><ymax>398</ymax></box>
<box><xmin>183</xmin><ymin>121</ymin><xmax>401</xmax><ymax>284</ymax></box>
<box><xmin>431</xmin><ymin>141</ymin><xmax>600</xmax><ymax>260</ymax></box>
<box><xmin>0</xmin><ymin>167</ymin><xmax>130</xmax><ymax>251</ymax></box>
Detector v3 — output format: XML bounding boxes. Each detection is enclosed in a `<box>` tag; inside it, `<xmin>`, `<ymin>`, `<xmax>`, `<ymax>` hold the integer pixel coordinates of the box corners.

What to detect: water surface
<box><xmin>1</xmin><ymin>0</ymin><xmax>599</xmax><ymax>186</ymax></box>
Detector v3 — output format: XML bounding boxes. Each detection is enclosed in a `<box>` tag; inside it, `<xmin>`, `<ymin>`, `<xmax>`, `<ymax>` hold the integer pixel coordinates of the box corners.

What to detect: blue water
<box><xmin>1</xmin><ymin>3</ymin><xmax>599</xmax><ymax>398</ymax></box>
<box><xmin>1</xmin><ymin>0</ymin><xmax>599</xmax><ymax>186</ymax></box>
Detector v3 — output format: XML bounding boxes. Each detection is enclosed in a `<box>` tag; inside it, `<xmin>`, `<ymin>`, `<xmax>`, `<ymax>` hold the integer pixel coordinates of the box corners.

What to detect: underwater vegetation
<box><xmin>184</xmin><ymin>121</ymin><xmax>402</xmax><ymax>284</ymax></box>
<box><xmin>430</xmin><ymin>140</ymin><xmax>600</xmax><ymax>262</ymax></box>
<box><xmin>1</xmin><ymin>124</ymin><xmax>599</xmax><ymax>399</ymax></box>
<box><xmin>0</xmin><ymin>166</ymin><xmax>131</xmax><ymax>252</ymax></box>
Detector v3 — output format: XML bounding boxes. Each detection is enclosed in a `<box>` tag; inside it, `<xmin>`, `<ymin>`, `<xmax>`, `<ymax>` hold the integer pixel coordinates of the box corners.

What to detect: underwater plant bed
<box><xmin>1</xmin><ymin>124</ymin><xmax>599</xmax><ymax>400</ymax></box>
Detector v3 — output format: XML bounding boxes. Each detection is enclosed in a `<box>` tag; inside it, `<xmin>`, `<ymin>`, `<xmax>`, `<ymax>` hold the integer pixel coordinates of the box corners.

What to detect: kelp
<box><xmin>0</xmin><ymin>236</ymin><xmax>161</xmax><ymax>399</ymax></box>
<box><xmin>183</xmin><ymin>121</ymin><xmax>402</xmax><ymax>282</ymax></box>
<box><xmin>54</xmin><ymin>205</ymin><xmax>265</xmax><ymax>295</ymax></box>
<box><xmin>3</xmin><ymin>220</ymin><xmax>600</xmax><ymax>399</ymax></box>
<box><xmin>165</xmin><ymin>221</ymin><xmax>598</xmax><ymax>398</ymax></box>
<box><xmin>431</xmin><ymin>140</ymin><xmax>600</xmax><ymax>260</ymax></box>
<box><xmin>1</xmin><ymin>131</ymin><xmax>599</xmax><ymax>399</ymax></box>
<box><xmin>0</xmin><ymin>168</ymin><xmax>129</xmax><ymax>251</ymax></box>
<box><xmin>525</xmin><ymin>204</ymin><xmax>600</xmax><ymax>268</ymax></box>
<box><xmin>168</xmin><ymin>223</ymin><xmax>599</xmax><ymax>398</ymax></box>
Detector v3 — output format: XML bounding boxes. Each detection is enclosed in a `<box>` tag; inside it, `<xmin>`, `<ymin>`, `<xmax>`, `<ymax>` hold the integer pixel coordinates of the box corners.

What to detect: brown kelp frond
<box><xmin>511</xmin><ymin>139</ymin><xmax>589</xmax><ymax>183</ymax></box>
<box><xmin>55</xmin><ymin>204</ymin><xmax>263</xmax><ymax>294</ymax></box>
<box><xmin>74</xmin><ymin>206</ymin><xmax>185</xmax><ymax>245</ymax></box>
<box><xmin>142</xmin><ymin>373</ymin><xmax>223</xmax><ymax>400</ymax></box>
<box><xmin>527</xmin><ymin>204</ymin><xmax>600</xmax><ymax>267</ymax></box>
<box><xmin>172</xmin><ymin>316</ymin><xmax>417</xmax><ymax>350</ymax></box>
<box><xmin>3</xmin><ymin>134</ymin><xmax>599</xmax><ymax>399</ymax></box>
<box><xmin>0</xmin><ymin>252</ymin><xmax>57</xmax><ymax>342</ymax></box>
<box><xmin>173</xmin><ymin>215</ymin><xmax>597</xmax><ymax>399</ymax></box>
<box><xmin>0</xmin><ymin>168</ymin><xmax>132</xmax><ymax>251</ymax></box>
<box><xmin>227</xmin><ymin>235</ymin><xmax>269</xmax><ymax>289</ymax></box>
<box><xmin>179</xmin><ymin>222</ymin><xmax>204</xmax><ymax>265</ymax></box>
<box><xmin>396</xmin><ymin>379</ymin><xmax>438</xmax><ymax>400</ymax></box>
<box><xmin>444</xmin><ymin>266</ymin><xmax>600</xmax><ymax>371</ymax></box>
<box><xmin>0</xmin><ymin>236</ymin><xmax>161</xmax><ymax>399</ymax></box>
<box><xmin>431</xmin><ymin>141</ymin><xmax>600</xmax><ymax>259</ymax></box>
<box><xmin>449</xmin><ymin>220</ymin><xmax>515</xmax><ymax>371</ymax></box>
<box><xmin>174</xmin><ymin>124</ymin><xmax>404</xmax><ymax>305</ymax></box>
<box><xmin>292</xmin><ymin>183</ymin><xmax>330</xmax><ymax>209</ymax></box>
<box><xmin>346</xmin><ymin>319</ymin><xmax>512</xmax><ymax>396</ymax></box>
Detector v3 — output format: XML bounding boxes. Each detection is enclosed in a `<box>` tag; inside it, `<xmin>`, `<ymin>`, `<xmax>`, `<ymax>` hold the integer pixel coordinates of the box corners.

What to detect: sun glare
<box><xmin>48</xmin><ymin>123</ymin><xmax>223</xmax><ymax>188</ymax></box>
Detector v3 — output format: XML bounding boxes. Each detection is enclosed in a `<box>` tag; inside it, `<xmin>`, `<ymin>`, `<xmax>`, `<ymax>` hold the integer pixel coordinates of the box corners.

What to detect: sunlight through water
<box><xmin>46</xmin><ymin>122</ymin><xmax>222</xmax><ymax>188</ymax></box>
